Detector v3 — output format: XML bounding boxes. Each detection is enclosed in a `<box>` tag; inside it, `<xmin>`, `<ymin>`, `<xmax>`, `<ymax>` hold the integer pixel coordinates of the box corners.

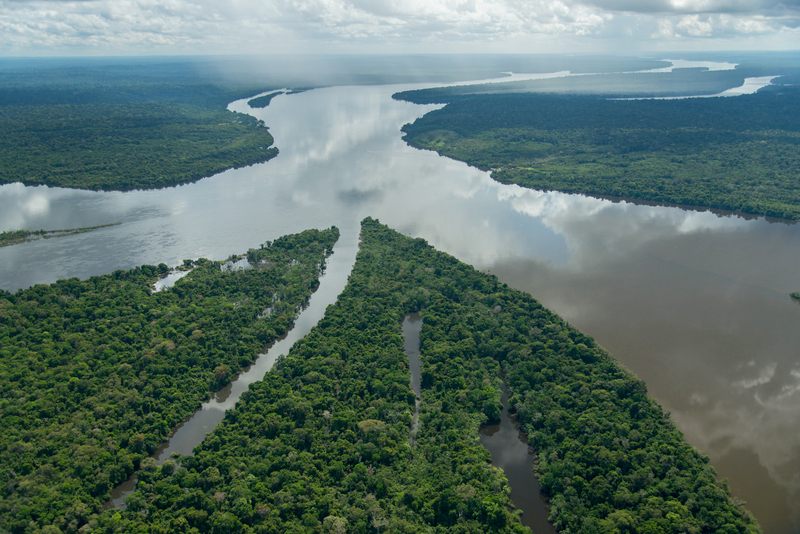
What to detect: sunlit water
<box><xmin>1</xmin><ymin>69</ymin><xmax>799</xmax><ymax>532</ymax></box>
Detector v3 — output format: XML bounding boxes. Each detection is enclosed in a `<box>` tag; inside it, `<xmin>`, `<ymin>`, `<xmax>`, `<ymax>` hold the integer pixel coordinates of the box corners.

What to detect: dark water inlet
<box><xmin>480</xmin><ymin>389</ymin><xmax>556</xmax><ymax>534</ymax></box>
<box><xmin>107</xmin><ymin>232</ymin><xmax>359</xmax><ymax>508</ymax></box>
<box><xmin>402</xmin><ymin>313</ymin><xmax>422</xmax><ymax>442</ymax></box>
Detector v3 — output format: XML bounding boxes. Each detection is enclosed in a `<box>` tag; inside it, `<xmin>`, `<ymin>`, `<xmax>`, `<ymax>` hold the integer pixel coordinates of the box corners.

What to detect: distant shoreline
<box><xmin>0</xmin><ymin>222</ymin><xmax>121</xmax><ymax>248</ymax></box>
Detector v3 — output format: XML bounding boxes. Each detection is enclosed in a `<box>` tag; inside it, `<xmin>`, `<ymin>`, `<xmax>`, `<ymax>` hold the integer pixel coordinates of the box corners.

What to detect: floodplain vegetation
<box><xmin>0</xmin><ymin>60</ymin><xmax>278</xmax><ymax>191</ymax></box>
<box><xmin>83</xmin><ymin>219</ymin><xmax>758</xmax><ymax>533</ymax></box>
<box><xmin>0</xmin><ymin>228</ymin><xmax>338</xmax><ymax>532</ymax></box>
<box><xmin>396</xmin><ymin>86</ymin><xmax>800</xmax><ymax>221</ymax></box>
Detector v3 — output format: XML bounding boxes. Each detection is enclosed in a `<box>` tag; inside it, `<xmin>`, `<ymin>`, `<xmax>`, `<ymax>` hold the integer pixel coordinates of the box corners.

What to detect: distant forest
<box><xmin>0</xmin><ymin>60</ymin><xmax>278</xmax><ymax>191</ymax></box>
<box><xmin>397</xmin><ymin>83</ymin><xmax>800</xmax><ymax>221</ymax></box>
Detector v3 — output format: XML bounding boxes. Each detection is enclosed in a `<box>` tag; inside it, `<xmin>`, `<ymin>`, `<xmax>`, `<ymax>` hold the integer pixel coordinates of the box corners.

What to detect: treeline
<box><xmin>396</xmin><ymin>86</ymin><xmax>800</xmax><ymax>221</ymax></box>
<box><xmin>0</xmin><ymin>227</ymin><xmax>338</xmax><ymax>532</ymax></box>
<box><xmin>0</xmin><ymin>60</ymin><xmax>278</xmax><ymax>191</ymax></box>
<box><xmin>90</xmin><ymin>219</ymin><xmax>757</xmax><ymax>533</ymax></box>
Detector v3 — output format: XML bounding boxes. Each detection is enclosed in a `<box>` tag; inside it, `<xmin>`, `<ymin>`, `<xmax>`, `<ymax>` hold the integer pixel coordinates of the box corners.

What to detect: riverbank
<box><xmin>396</xmin><ymin>86</ymin><xmax>800</xmax><ymax>221</ymax></box>
<box><xmin>0</xmin><ymin>59</ymin><xmax>278</xmax><ymax>191</ymax></box>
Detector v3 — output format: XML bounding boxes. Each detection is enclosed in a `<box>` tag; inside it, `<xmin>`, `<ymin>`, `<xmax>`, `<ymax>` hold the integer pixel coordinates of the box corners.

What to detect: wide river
<box><xmin>1</xmin><ymin>73</ymin><xmax>799</xmax><ymax>532</ymax></box>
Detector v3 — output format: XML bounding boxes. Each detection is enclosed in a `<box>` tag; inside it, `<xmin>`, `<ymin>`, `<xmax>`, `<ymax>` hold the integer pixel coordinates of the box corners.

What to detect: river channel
<box><xmin>480</xmin><ymin>389</ymin><xmax>557</xmax><ymax>534</ymax></box>
<box><xmin>1</xmin><ymin>68</ymin><xmax>798</xmax><ymax>532</ymax></box>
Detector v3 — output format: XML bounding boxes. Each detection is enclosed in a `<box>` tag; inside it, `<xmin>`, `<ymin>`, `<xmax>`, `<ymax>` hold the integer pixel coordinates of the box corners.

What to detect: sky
<box><xmin>0</xmin><ymin>0</ymin><xmax>798</xmax><ymax>56</ymax></box>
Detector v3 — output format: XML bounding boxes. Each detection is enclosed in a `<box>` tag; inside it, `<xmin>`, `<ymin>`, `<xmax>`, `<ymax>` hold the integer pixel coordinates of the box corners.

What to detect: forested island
<box><xmin>0</xmin><ymin>228</ymin><xmax>338</xmax><ymax>532</ymax></box>
<box><xmin>0</xmin><ymin>60</ymin><xmax>277</xmax><ymax>191</ymax></box>
<box><xmin>396</xmin><ymin>85</ymin><xmax>800</xmax><ymax>221</ymax></box>
<box><xmin>0</xmin><ymin>224</ymin><xmax>119</xmax><ymax>248</ymax></box>
<box><xmin>792</xmin><ymin>292</ymin><xmax>800</xmax><ymax>303</ymax></box>
<box><xmin>78</xmin><ymin>219</ymin><xmax>757</xmax><ymax>533</ymax></box>
<box><xmin>247</xmin><ymin>91</ymin><xmax>285</xmax><ymax>109</ymax></box>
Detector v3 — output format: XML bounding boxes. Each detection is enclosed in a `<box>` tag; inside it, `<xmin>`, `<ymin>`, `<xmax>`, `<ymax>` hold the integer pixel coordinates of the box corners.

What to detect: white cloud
<box><xmin>583</xmin><ymin>0</ymin><xmax>800</xmax><ymax>14</ymax></box>
<box><xmin>677</xmin><ymin>14</ymin><xmax>715</xmax><ymax>34</ymax></box>
<box><xmin>0</xmin><ymin>0</ymin><xmax>796</xmax><ymax>54</ymax></box>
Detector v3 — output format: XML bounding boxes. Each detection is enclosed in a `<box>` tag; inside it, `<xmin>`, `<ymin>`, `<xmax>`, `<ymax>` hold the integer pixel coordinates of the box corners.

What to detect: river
<box><xmin>403</xmin><ymin>314</ymin><xmax>423</xmax><ymax>445</ymax></box>
<box><xmin>1</xmin><ymin>68</ymin><xmax>799</xmax><ymax>532</ymax></box>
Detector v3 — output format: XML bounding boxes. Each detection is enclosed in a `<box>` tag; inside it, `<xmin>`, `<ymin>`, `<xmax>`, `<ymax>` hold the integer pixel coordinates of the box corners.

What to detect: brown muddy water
<box><xmin>402</xmin><ymin>313</ymin><xmax>423</xmax><ymax>443</ymax></box>
<box><xmin>480</xmin><ymin>389</ymin><xmax>557</xmax><ymax>534</ymax></box>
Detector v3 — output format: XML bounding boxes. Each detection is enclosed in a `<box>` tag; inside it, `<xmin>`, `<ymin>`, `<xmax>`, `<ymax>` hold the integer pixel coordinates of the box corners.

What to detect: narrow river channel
<box><xmin>403</xmin><ymin>311</ymin><xmax>555</xmax><ymax>532</ymax></box>
<box><xmin>480</xmin><ymin>389</ymin><xmax>557</xmax><ymax>534</ymax></box>
<box><xmin>402</xmin><ymin>313</ymin><xmax>422</xmax><ymax>444</ymax></box>
<box><xmin>108</xmin><ymin>230</ymin><xmax>359</xmax><ymax>507</ymax></box>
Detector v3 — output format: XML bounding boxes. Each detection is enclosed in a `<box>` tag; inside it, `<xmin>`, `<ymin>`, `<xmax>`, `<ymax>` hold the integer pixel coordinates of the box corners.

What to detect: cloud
<box><xmin>583</xmin><ymin>0</ymin><xmax>800</xmax><ymax>14</ymax></box>
<box><xmin>0</xmin><ymin>0</ymin><xmax>796</xmax><ymax>54</ymax></box>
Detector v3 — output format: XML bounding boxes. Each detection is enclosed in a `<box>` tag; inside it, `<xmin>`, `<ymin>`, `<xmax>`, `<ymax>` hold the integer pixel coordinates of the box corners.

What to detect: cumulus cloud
<box><xmin>0</xmin><ymin>0</ymin><xmax>796</xmax><ymax>54</ymax></box>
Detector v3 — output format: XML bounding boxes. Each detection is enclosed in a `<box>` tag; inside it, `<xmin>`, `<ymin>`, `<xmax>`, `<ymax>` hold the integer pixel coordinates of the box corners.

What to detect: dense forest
<box><xmin>0</xmin><ymin>60</ymin><xmax>278</xmax><ymax>191</ymax></box>
<box><xmin>0</xmin><ymin>224</ymin><xmax>119</xmax><ymax>248</ymax></box>
<box><xmin>88</xmin><ymin>219</ymin><xmax>757</xmax><ymax>533</ymax></box>
<box><xmin>396</xmin><ymin>85</ymin><xmax>800</xmax><ymax>221</ymax></box>
<box><xmin>0</xmin><ymin>228</ymin><xmax>338</xmax><ymax>532</ymax></box>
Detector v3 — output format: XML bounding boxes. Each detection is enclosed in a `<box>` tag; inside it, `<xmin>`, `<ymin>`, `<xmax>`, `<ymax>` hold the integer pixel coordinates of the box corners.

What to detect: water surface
<box><xmin>402</xmin><ymin>314</ymin><xmax>422</xmax><ymax>443</ymax></box>
<box><xmin>480</xmin><ymin>389</ymin><xmax>556</xmax><ymax>534</ymax></box>
<box><xmin>1</xmin><ymin>68</ymin><xmax>798</xmax><ymax>532</ymax></box>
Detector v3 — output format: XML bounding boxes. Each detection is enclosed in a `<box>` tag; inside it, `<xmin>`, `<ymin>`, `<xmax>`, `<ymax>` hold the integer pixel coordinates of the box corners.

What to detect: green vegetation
<box><xmin>91</xmin><ymin>219</ymin><xmax>757</xmax><ymax>533</ymax></box>
<box><xmin>0</xmin><ymin>223</ymin><xmax>120</xmax><ymax>248</ymax></box>
<box><xmin>0</xmin><ymin>59</ymin><xmax>277</xmax><ymax>191</ymax></box>
<box><xmin>792</xmin><ymin>292</ymin><xmax>800</xmax><ymax>303</ymax></box>
<box><xmin>248</xmin><ymin>91</ymin><xmax>284</xmax><ymax>109</ymax></box>
<box><xmin>397</xmin><ymin>87</ymin><xmax>800</xmax><ymax>220</ymax></box>
<box><xmin>0</xmin><ymin>227</ymin><xmax>338</xmax><ymax>532</ymax></box>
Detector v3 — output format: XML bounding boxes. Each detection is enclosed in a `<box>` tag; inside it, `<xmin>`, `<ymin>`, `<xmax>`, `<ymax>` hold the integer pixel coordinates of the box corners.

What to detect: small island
<box><xmin>792</xmin><ymin>292</ymin><xmax>800</xmax><ymax>303</ymax></box>
<box><xmin>247</xmin><ymin>90</ymin><xmax>286</xmax><ymax>108</ymax></box>
<box><xmin>0</xmin><ymin>223</ymin><xmax>120</xmax><ymax>248</ymax></box>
